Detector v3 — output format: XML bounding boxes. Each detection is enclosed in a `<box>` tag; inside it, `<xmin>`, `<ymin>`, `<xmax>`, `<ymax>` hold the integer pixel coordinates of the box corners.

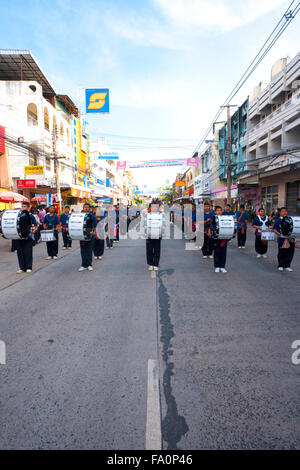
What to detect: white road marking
<box><xmin>146</xmin><ymin>359</ymin><xmax>162</xmax><ymax>450</ymax></box>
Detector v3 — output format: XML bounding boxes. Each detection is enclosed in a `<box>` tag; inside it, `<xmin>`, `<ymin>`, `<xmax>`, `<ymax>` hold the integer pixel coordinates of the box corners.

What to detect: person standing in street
<box><xmin>43</xmin><ymin>204</ymin><xmax>60</xmax><ymax>259</ymax></box>
<box><xmin>78</xmin><ymin>203</ymin><xmax>98</xmax><ymax>272</ymax></box>
<box><xmin>60</xmin><ymin>206</ymin><xmax>72</xmax><ymax>249</ymax></box>
<box><xmin>94</xmin><ymin>214</ymin><xmax>105</xmax><ymax>260</ymax></box>
<box><xmin>144</xmin><ymin>200</ymin><xmax>164</xmax><ymax>271</ymax></box>
<box><xmin>273</xmin><ymin>207</ymin><xmax>295</xmax><ymax>272</ymax></box>
<box><xmin>252</xmin><ymin>207</ymin><xmax>272</xmax><ymax>258</ymax></box>
<box><xmin>222</xmin><ymin>204</ymin><xmax>234</xmax><ymax>216</ymax></box>
<box><xmin>16</xmin><ymin>202</ymin><xmax>37</xmax><ymax>274</ymax></box>
<box><xmin>236</xmin><ymin>204</ymin><xmax>249</xmax><ymax>248</ymax></box>
<box><xmin>202</xmin><ymin>202</ymin><xmax>214</xmax><ymax>259</ymax></box>
<box><xmin>212</xmin><ymin>206</ymin><xmax>231</xmax><ymax>273</ymax></box>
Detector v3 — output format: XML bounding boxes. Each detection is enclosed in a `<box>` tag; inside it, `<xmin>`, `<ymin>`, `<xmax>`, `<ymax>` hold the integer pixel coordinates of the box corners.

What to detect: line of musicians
<box><xmin>201</xmin><ymin>202</ymin><xmax>296</xmax><ymax>273</ymax></box>
<box><xmin>12</xmin><ymin>202</ymin><xmax>119</xmax><ymax>274</ymax></box>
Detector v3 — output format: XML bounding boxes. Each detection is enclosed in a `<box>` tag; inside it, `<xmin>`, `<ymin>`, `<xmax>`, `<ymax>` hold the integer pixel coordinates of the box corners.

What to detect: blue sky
<box><xmin>1</xmin><ymin>0</ymin><xmax>300</xmax><ymax>187</ymax></box>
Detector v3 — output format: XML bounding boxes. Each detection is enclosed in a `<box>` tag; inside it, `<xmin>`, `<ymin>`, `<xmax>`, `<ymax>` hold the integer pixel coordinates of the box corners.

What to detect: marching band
<box><xmin>0</xmin><ymin>201</ymin><xmax>299</xmax><ymax>275</ymax></box>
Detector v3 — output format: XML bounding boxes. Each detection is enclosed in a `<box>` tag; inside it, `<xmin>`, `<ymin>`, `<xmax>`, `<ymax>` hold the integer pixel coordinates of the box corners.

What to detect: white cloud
<box><xmin>154</xmin><ymin>0</ymin><xmax>285</xmax><ymax>32</ymax></box>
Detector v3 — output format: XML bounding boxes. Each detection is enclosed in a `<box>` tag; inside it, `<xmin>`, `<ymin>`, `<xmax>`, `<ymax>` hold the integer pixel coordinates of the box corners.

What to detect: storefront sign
<box><xmin>17</xmin><ymin>179</ymin><xmax>36</xmax><ymax>188</ymax></box>
<box><xmin>25</xmin><ymin>166</ymin><xmax>44</xmax><ymax>175</ymax></box>
<box><xmin>175</xmin><ymin>181</ymin><xmax>185</xmax><ymax>187</ymax></box>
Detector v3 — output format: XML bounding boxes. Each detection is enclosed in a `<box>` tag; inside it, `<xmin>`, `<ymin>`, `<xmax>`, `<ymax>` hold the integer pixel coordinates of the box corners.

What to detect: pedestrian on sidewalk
<box><xmin>43</xmin><ymin>204</ymin><xmax>60</xmax><ymax>259</ymax></box>
<box><xmin>212</xmin><ymin>206</ymin><xmax>231</xmax><ymax>273</ymax></box>
<box><xmin>144</xmin><ymin>199</ymin><xmax>164</xmax><ymax>271</ymax></box>
<box><xmin>236</xmin><ymin>205</ymin><xmax>248</xmax><ymax>248</ymax></box>
<box><xmin>252</xmin><ymin>208</ymin><xmax>272</xmax><ymax>258</ymax></box>
<box><xmin>16</xmin><ymin>202</ymin><xmax>37</xmax><ymax>273</ymax></box>
<box><xmin>273</xmin><ymin>207</ymin><xmax>295</xmax><ymax>272</ymax></box>
<box><xmin>202</xmin><ymin>202</ymin><xmax>214</xmax><ymax>259</ymax></box>
<box><xmin>78</xmin><ymin>203</ymin><xmax>98</xmax><ymax>272</ymax></box>
<box><xmin>60</xmin><ymin>206</ymin><xmax>72</xmax><ymax>249</ymax></box>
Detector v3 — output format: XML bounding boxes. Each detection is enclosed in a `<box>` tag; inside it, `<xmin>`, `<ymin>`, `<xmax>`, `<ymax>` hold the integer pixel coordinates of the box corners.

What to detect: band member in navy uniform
<box><xmin>222</xmin><ymin>204</ymin><xmax>234</xmax><ymax>216</ymax></box>
<box><xmin>202</xmin><ymin>202</ymin><xmax>214</xmax><ymax>258</ymax></box>
<box><xmin>16</xmin><ymin>202</ymin><xmax>37</xmax><ymax>274</ymax></box>
<box><xmin>212</xmin><ymin>206</ymin><xmax>231</xmax><ymax>273</ymax></box>
<box><xmin>273</xmin><ymin>207</ymin><xmax>295</xmax><ymax>272</ymax></box>
<box><xmin>236</xmin><ymin>204</ymin><xmax>248</xmax><ymax>248</ymax></box>
<box><xmin>78</xmin><ymin>203</ymin><xmax>98</xmax><ymax>272</ymax></box>
<box><xmin>94</xmin><ymin>214</ymin><xmax>105</xmax><ymax>260</ymax></box>
<box><xmin>43</xmin><ymin>204</ymin><xmax>60</xmax><ymax>259</ymax></box>
<box><xmin>252</xmin><ymin>207</ymin><xmax>272</xmax><ymax>258</ymax></box>
<box><xmin>60</xmin><ymin>205</ymin><xmax>72</xmax><ymax>249</ymax></box>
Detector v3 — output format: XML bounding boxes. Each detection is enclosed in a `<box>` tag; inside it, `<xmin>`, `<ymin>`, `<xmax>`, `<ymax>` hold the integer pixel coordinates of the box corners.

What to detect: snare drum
<box><xmin>67</xmin><ymin>212</ymin><xmax>94</xmax><ymax>240</ymax></box>
<box><xmin>40</xmin><ymin>230</ymin><xmax>56</xmax><ymax>242</ymax></box>
<box><xmin>261</xmin><ymin>230</ymin><xmax>275</xmax><ymax>241</ymax></box>
<box><xmin>0</xmin><ymin>209</ymin><xmax>32</xmax><ymax>240</ymax></box>
<box><xmin>212</xmin><ymin>215</ymin><xmax>236</xmax><ymax>239</ymax></box>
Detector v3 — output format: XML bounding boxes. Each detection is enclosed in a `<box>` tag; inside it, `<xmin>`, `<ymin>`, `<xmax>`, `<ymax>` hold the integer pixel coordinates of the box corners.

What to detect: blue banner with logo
<box><xmin>85</xmin><ymin>89</ymin><xmax>109</xmax><ymax>113</ymax></box>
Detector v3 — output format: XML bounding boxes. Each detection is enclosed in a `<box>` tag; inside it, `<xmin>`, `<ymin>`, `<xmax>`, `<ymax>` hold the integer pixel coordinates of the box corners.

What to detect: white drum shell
<box><xmin>291</xmin><ymin>216</ymin><xmax>300</xmax><ymax>237</ymax></box>
<box><xmin>214</xmin><ymin>215</ymin><xmax>236</xmax><ymax>239</ymax></box>
<box><xmin>146</xmin><ymin>213</ymin><xmax>163</xmax><ymax>239</ymax></box>
<box><xmin>0</xmin><ymin>209</ymin><xmax>31</xmax><ymax>240</ymax></box>
<box><xmin>67</xmin><ymin>213</ymin><xmax>93</xmax><ymax>241</ymax></box>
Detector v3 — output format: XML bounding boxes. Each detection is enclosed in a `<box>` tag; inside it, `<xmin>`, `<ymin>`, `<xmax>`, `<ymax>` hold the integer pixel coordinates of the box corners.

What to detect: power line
<box><xmin>191</xmin><ymin>0</ymin><xmax>300</xmax><ymax>155</ymax></box>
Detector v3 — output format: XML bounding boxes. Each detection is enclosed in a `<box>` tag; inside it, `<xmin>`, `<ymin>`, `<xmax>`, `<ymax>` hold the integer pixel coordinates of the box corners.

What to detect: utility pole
<box><xmin>221</xmin><ymin>105</ymin><xmax>237</xmax><ymax>205</ymax></box>
<box><xmin>52</xmin><ymin>125</ymin><xmax>61</xmax><ymax>212</ymax></box>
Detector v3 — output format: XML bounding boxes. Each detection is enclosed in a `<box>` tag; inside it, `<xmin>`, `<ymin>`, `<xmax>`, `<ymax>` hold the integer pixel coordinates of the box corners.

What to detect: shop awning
<box><xmin>0</xmin><ymin>190</ymin><xmax>28</xmax><ymax>203</ymax></box>
<box><xmin>62</xmin><ymin>186</ymin><xmax>91</xmax><ymax>199</ymax></box>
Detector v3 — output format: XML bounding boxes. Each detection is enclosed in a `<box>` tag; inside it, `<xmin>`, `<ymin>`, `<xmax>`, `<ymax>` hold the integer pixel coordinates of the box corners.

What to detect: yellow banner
<box><xmin>25</xmin><ymin>166</ymin><xmax>44</xmax><ymax>175</ymax></box>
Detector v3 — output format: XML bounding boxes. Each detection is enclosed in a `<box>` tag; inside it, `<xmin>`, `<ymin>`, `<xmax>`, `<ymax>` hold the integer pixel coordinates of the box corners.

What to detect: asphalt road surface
<box><xmin>0</xmin><ymin>232</ymin><xmax>299</xmax><ymax>450</ymax></box>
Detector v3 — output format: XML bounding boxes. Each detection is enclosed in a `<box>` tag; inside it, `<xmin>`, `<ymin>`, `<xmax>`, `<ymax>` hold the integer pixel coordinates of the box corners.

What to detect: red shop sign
<box><xmin>17</xmin><ymin>179</ymin><xmax>36</xmax><ymax>188</ymax></box>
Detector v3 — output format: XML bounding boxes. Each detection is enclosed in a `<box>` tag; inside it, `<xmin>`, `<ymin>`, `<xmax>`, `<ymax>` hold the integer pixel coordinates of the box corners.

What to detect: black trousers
<box><xmin>278</xmin><ymin>242</ymin><xmax>295</xmax><ymax>268</ymax></box>
<box><xmin>94</xmin><ymin>239</ymin><xmax>104</xmax><ymax>257</ymax></box>
<box><xmin>237</xmin><ymin>229</ymin><xmax>247</xmax><ymax>247</ymax></box>
<box><xmin>16</xmin><ymin>238</ymin><xmax>33</xmax><ymax>271</ymax></box>
<box><xmin>62</xmin><ymin>231</ymin><xmax>72</xmax><ymax>248</ymax></box>
<box><xmin>213</xmin><ymin>239</ymin><xmax>228</xmax><ymax>268</ymax></box>
<box><xmin>106</xmin><ymin>236</ymin><xmax>113</xmax><ymax>248</ymax></box>
<box><xmin>202</xmin><ymin>233</ymin><xmax>213</xmax><ymax>256</ymax></box>
<box><xmin>255</xmin><ymin>235</ymin><xmax>268</xmax><ymax>255</ymax></box>
<box><xmin>146</xmin><ymin>239</ymin><xmax>161</xmax><ymax>267</ymax></box>
<box><xmin>46</xmin><ymin>233</ymin><xmax>59</xmax><ymax>257</ymax></box>
<box><xmin>80</xmin><ymin>239</ymin><xmax>94</xmax><ymax>268</ymax></box>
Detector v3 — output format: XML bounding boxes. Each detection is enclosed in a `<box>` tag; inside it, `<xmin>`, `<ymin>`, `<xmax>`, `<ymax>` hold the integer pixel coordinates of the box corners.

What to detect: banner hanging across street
<box><xmin>117</xmin><ymin>157</ymin><xmax>199</xmax><ymax>170</ymax></box>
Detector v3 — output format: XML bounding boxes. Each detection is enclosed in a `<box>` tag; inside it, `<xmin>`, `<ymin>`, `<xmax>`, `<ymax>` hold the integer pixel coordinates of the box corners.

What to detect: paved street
<box><xmin>0</xmin><ymin>232</ymin><xmax>300</xmax><ymax>449</ymax></box>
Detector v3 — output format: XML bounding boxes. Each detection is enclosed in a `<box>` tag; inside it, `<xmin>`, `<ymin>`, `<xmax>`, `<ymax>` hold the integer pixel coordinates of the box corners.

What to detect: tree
<box><xmin>158</xmin><ymin>182</ymin><xmax>177</xmax><ymax>204</ymax></box>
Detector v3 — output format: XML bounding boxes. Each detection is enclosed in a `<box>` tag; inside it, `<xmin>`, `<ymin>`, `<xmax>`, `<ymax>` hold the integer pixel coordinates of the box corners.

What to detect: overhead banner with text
<box><xmin>117</xmin><ymin>157</ymin><xmax>198</xmax><ymax>170</ymax></box>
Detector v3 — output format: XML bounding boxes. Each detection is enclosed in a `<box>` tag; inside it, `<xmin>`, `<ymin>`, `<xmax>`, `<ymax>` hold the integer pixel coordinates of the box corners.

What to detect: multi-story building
<box><xmin>240</xmin><ymin>54</ymin><xmax>300</xmax><ymax>214</ymax></box>
<box><xmin>0</xmin><ymin>49</ymin><xmax>92</xmax><ymax>207</ymax></box>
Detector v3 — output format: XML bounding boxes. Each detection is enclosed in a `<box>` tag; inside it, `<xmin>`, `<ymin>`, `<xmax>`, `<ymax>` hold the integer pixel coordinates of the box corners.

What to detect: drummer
<box><xmin>222</xmin><ymin>204</ymin><xmax>234</xmax><ymax>216</ymax></box>
<box><xmin>212</xmin><ymin>205</ymin><xmax>232</xmax><ymax>273</ymax></box>
<box><xmin>252</xmin><ymin>207</ymin><xmax>272</xmax><ymax>259</ymax></box>
<box><xmin>43</xmin><ymin>204</ymin><xmax>60</xmax><ymax>260</ymax></box>
<box><xmin>78</xmin><ymin>203</ymin><xmax>98</xmax><ymax>272</ymax></box>
<box><xmin>16</xmin><ymin>202</ymin><xmax>37</xmax><ymax>274</ymax></box>
<box><xmin>60</xmin><ymin>206</ymin><xmax>72</xmax><ymax>250</ymax></box>
<box><xmin>273</xmin><ymin>207</ymin><xmax>295</xmax><ymax>272</ymax></box>
<box><xmin>202</xmin><ymin>202</ymin><xmax>214</xmax><ymax>259</ymax></box>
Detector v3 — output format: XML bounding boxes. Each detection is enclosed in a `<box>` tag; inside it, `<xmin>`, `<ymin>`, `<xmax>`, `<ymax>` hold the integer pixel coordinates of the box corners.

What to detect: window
<box><xmin>53</xmin><ymin>116</ymin><xmax>58</xmax><ymax>136</ymax></box>
<box><xmin>29</xmin><ymin>145</ymin><xmax>39</xmax><ymax>166</ymax></box>
<box><xmin>261</xmin><ymin>185</ymin><xmax>279</xmax><ymax>214</ymax></box>
<box><xmin>60</xmin><ymin>123</ymin><xmax>64</xmax><ymax>140</ymax></box>
<box><xmin>45</xmin><ymin>154</ymin><xmax>51</xmax><ymax>171</ymax></box>
<box><xmin>27</xmin><ymin>103</ymin><xmax>38</xmax><ymax>126</ymax></box>
<box><xmin>66</xmin><ymin>128</ymin><xmax>69</xmax><ymax>145</ymax></box>
<box><xmin>44</xmin><ymin>108</ymin><xmax>50</xmax><ymax>131</ymax></box>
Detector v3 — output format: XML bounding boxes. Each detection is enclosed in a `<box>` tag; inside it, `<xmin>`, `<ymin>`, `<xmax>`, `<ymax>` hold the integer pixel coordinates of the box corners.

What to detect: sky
<box><xmin>1</xmin><ymin>0</ymin><xmax>300</xmax><ymax>189</ymax></box>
